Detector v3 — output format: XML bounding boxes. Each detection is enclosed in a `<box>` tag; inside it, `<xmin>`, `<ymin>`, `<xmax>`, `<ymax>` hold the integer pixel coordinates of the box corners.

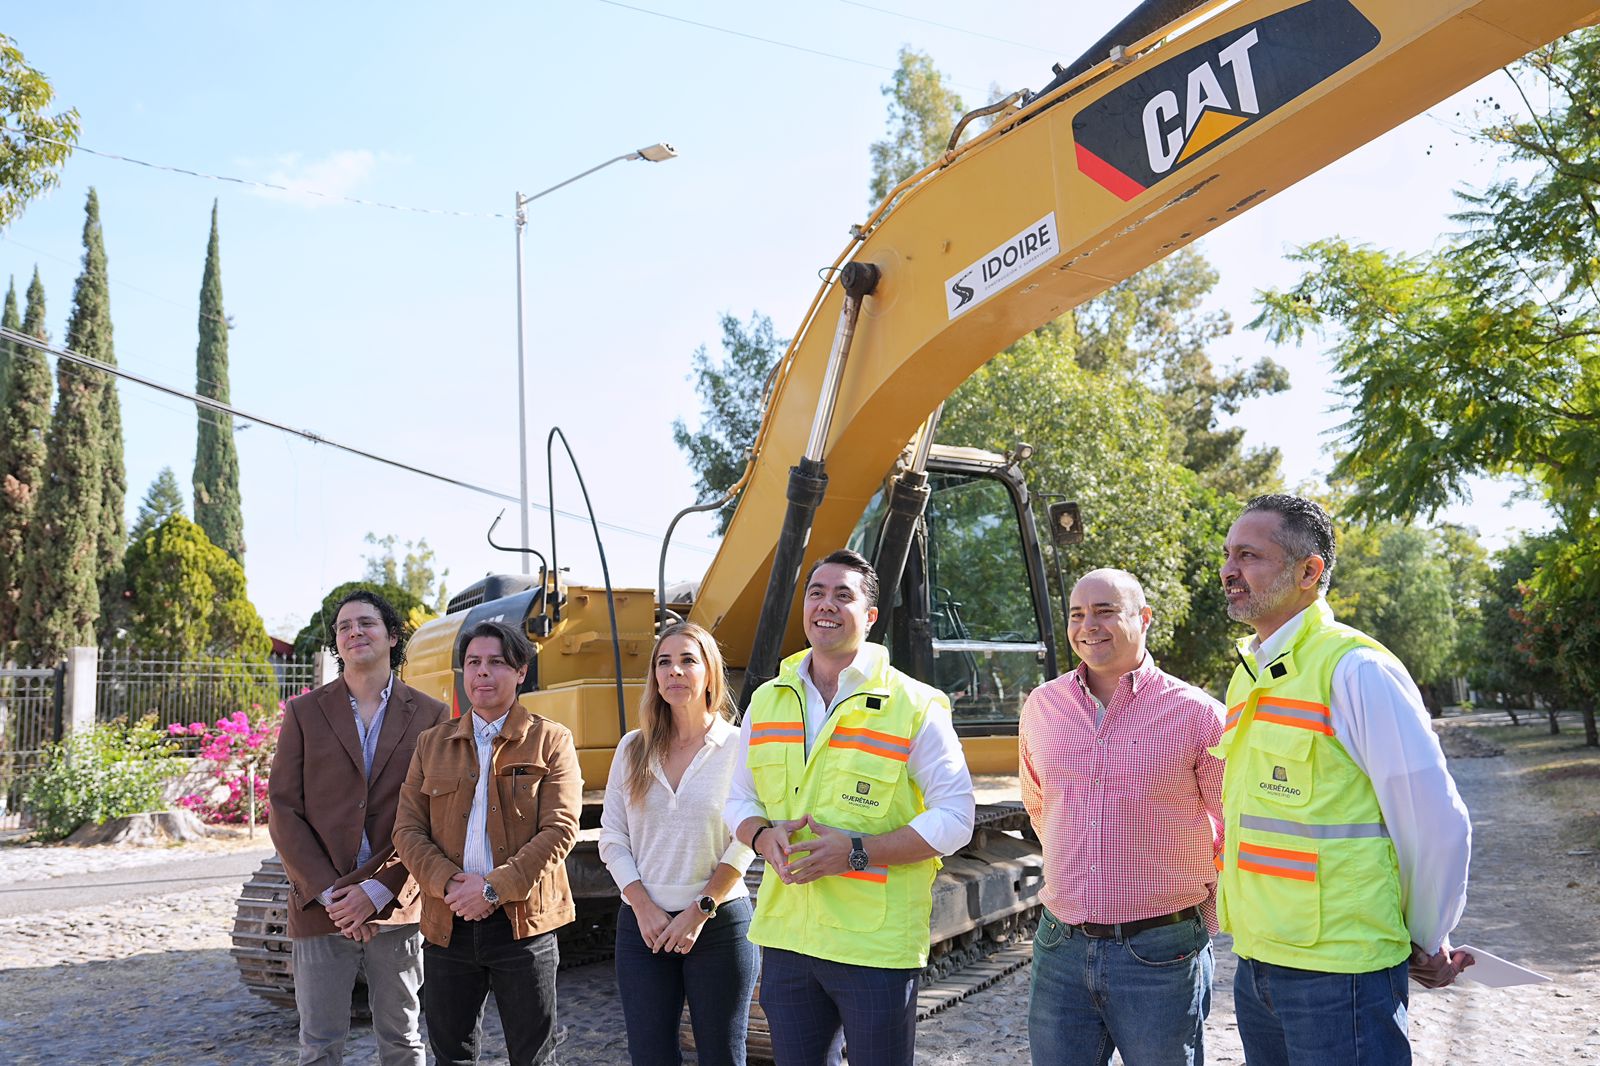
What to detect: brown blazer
<box><xmin>393</xmin><ymin>705</ymin><xmax>581</xmax><ymax>946</ymax></box>
<box><xmin>268</xmin><ymin>674</ymin><xmax>448</xmax><ymax>937</ymax></box>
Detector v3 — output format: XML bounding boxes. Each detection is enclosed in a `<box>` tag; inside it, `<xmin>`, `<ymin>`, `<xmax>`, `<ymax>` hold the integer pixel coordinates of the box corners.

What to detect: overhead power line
<box><xmin>17</xmin><ymin>131</ymin><xmax>509</xmax><ymax>220</ymax></box>
<box><xmin>589</xmin><ymin>0</ymin><xmax>990</xmax><ymax>93</ymax></box>
<box><xmin>837</xmin><ymin>0</ymin><xmax>1066</xmax><ymax>58</ymax></box>
<box><xmin>0</xmin><ymin>326</ymin><xmax>714</xmax><ymax>556</ymax></box>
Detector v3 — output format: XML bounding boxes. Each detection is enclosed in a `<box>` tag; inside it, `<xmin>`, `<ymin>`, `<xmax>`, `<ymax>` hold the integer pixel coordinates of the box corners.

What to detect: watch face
<box><xmin>698</xmin><ymin>896</ymin><xmax>715</xmax><ymax>914</ymax></box>
<box><xmin>849</xmin><ymin>849</ymin><xmax>869</xmax><ymax>872</ymax></box>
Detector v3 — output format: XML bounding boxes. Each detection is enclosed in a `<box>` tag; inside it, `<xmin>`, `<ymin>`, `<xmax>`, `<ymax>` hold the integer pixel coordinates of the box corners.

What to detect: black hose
<box><xmin>547</xmin><ymin>427</ymin><xmax>628</xmax><ymax>741</ymax></box>
<box><xmin>736</xmin><ymin>457</ymin><xmax>829</xmax><ymax>711</ymax></box>
<box><xmin>657</xmin><ymin>487</ymin><xmax>741</xmax><ymax>632</ymax></box>
<box><xmin>1036</xmin><ymin>0</ymin><xmax>1213</xmax><ymax>101</ymax></box>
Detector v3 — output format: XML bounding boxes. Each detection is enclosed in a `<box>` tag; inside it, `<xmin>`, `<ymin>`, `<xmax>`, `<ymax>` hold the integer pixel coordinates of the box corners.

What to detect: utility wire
<box><xmin>837</xmin><ymin>0</ymin><xmax>1066</xmax><ymax>58</ymax></box>
<box><xmin>0</xmin><ymin>326</ymin><xmax>714</xmax><ymax>556</ymax></box>
<box><xmin>16</xmin><ymin>131</ymin><xmax>509</xmax><ymax>220</ymax></box>
<box><xmin>589</xmin><ymin>0</ymin><xmax>990</xmax><ymax>93</ymax></box>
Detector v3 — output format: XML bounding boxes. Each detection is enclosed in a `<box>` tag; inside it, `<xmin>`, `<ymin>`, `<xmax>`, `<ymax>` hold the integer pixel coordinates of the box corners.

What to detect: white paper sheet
<box><xmin>1454</xmin><ymin>945</ymin><xmax>1552</xmax><ymax>988</ymax></box>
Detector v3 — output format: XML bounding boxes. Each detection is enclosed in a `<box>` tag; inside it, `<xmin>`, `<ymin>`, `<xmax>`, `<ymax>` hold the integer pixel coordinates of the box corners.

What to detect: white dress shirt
<box><xmin>1251</xmin><ymin>604</ymin><xmax>1472</xmax><ymax>954</ymax></box>
<box><xmin>463</xmin><ymin>711</ymin><xmax>510</xmax><ymax>877</ymax></box>
<box><xmin>598</xmin><ymin>716</ymin><xmax>756</xmax><ymax>912</ymax></box>
<box><xmin>723</xmin><ymin>645</ymin><xmax>975</xmax><ymax>856</ymax></box>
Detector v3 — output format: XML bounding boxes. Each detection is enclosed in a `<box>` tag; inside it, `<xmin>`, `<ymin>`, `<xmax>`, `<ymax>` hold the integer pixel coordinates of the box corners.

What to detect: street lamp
<box><xmin>513</xmin><ymin>142</ymin><xmax>678</xmax><ymax>573</ymax></box>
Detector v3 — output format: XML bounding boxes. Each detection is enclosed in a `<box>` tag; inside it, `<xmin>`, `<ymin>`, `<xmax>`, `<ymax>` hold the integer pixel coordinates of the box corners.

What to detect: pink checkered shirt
<box><xmin>1020</xmin><ymin>655</ymin><xmax>1225</xmax><ymax>932</ymax></box>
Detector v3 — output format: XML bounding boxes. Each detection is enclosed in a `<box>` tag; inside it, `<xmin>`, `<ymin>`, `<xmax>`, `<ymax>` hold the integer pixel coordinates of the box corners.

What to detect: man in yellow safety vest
<box><xmin>724</xmin><ymin>548</ymin><xmax>976</xmax><ymax>1066</ymax></box>
<box><xmin>1217</xmin><ymin>494</ymin><xmax>1473</xmax><ymax>1065</ymax></box>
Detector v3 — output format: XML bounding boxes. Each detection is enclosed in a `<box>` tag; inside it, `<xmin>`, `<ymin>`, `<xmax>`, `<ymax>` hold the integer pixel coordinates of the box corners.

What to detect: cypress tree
<box><xmin>0</xmin><ymin>278</ymin><xmax>14</xmax><ymax>410</ymax></box>
<box><xmin>17</xmin><ymin>194</ymin><xmax>110</xmax><ymax>662</ymax></box>
<box><xmin>192</xmin><ymin>201</ymin><xmax>244</xmax><ymax>564</ymax></box>
<box><xmin>0</xmin><ymin>271</ymin><xmax>53</xmax><ymax>650</ymax></box>
<box><xmin>77</xmin><ymin>190</ymin><xmax>128</xmax><ymax>635</ymax></box>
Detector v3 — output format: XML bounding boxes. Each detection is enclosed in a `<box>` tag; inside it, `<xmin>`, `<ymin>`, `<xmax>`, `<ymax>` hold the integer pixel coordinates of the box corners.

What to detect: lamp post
<box><xmin>513</xmin><ymin>142</ymin><xmax>678</xmax><ymax>573</ymax></box>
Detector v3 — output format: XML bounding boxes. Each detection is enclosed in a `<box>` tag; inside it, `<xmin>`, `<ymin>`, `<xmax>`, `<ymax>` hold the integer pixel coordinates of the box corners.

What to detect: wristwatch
<box><xmin>696</xmin><ymin>895</ymin><xmax>718</xmax><ymax>919</ymax></box>
<box><xmin>848</xmin><ymin>836</ymin><xmax>869</xmax><ymax>873</ymax></box>
<box><xmin>481</xmin><ymin>880</ymin><xmax>501</xmax><ymax>906</ymax></box>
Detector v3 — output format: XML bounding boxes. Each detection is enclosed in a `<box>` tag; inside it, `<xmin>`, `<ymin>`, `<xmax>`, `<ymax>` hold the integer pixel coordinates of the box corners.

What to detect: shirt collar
<box><xmin>705</xmin><ymin>715</ymin><xmax>737</xmax><ymax>747</ymax></box>
<box><xmin>472</xmin><ymin>711</ymin><xmax>509</xmax><ymax>742</ymax></box>
<box><xmin>1071</xmin><ymin>651</ymin><xmax>1157</xmax><ymax>700</ymax></box>
<box><xmin>1250</xmin><ymin>604</ymin><xmax>1314</xmax><ymax>663</ymax></box>
<box><xmin>797</xmin><ymin>643</ymin><xmax>874</xmax><ymax>689</ymax></box>
<box><xmin>346</xmin><ymin>672</ymin><xmax>396</xmax><ymax>712</ymax></box>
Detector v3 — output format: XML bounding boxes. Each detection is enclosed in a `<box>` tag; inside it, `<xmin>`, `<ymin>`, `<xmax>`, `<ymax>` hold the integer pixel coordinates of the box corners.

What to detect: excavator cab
<box><xmin>851</xmin><ymin>445</ymin><xmax>1064</xmax><ymax>756</ymax></box>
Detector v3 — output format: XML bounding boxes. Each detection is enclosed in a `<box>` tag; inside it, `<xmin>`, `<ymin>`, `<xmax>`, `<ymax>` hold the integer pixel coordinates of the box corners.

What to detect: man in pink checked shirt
<box><xmin>1020</xmin><ymin>567</ymin><xmax>1225</xmax><ymax>1066</ymax></box>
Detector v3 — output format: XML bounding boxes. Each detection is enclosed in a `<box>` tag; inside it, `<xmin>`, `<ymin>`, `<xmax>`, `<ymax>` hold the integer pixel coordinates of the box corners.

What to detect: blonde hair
<box><xmin>625</xmin><ymin>622</ymin><xmax>734</xmax><ymax>804</ymax></box>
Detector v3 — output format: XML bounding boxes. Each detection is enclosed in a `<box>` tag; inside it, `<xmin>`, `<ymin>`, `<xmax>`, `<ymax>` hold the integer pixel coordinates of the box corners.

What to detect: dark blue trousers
<box><xmin>614</xmin><ymin>896</ymin><xmax>760</xmax><ymax>1066</ymax></box>
<box><xmin>757</xmin><ymin>946</ymin><xmax>918</xmax><ymax>1066</ymax></box>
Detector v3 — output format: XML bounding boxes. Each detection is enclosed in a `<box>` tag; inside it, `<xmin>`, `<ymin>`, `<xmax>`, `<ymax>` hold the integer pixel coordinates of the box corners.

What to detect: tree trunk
<box><xmin>1548</xmin><ymin>708</ymin><xmax>1561</xmax><ymax>735</ymax></box>
<box><xmin>1582</xmin><ymin>699</ymin><xmax>1598</xmax><ymax>748</ymax></box>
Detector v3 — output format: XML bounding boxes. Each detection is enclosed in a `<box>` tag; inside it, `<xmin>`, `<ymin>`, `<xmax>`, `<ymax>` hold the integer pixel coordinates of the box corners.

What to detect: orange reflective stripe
<box><xmin>1254</xmin><ymin>697</ymin><xmax>1334</xmax><ymax>734</ymax></box>
<box><xmin>1225</xmin><ymin>702</ymin><xmax>1245</xmax><ymax>728</ymax></box>
<box><xmin>840</xmin><ymin>865</ymin><xmax>889</xmax><ymax>883</ymax></box>
<box><xmin>750</xmin><ymin>721</ymin><xmax>804</xmax><ymax>745</ymax></box>
<box><xmin>828</xmin><ymin>726</ymin><xmax>912</xmax><ymax>762</ymax></box>
<box><xmin>1237</xmin><ymin>841</ymin><xmax>1318</xmax><ymax>882</ymax></box>
<box><xmin>1257</xmin><ymin>696</ymin><xmax>1329</xmax><ymax>713</ymax></box>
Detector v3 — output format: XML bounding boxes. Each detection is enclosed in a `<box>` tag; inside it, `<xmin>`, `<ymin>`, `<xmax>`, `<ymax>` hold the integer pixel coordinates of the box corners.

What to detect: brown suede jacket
<box><xmin>393</xmin><ymin>704</ymin><xmax>581</xmax><ymax>946</ymax></box>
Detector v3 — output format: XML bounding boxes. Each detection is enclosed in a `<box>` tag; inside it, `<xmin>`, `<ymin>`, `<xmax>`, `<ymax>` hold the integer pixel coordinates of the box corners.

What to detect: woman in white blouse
<box><xmin>599</xmin><ymin>621</ymin><xmax>759</xmax><ymax>1066</ymax></box>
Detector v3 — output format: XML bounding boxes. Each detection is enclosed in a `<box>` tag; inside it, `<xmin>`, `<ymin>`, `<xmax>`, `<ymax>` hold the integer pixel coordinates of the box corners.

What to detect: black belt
<box><xmin>1069</xmin><ymin>905</ymin><xmax>1202</xmax><ymax>940</ymax></box>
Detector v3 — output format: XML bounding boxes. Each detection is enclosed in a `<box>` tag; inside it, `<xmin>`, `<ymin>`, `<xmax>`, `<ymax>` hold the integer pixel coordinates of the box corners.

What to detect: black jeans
<box><xmin>423</xmin><ymin>911</ymin><xmax>559</xmax><ymax>1066</ymax></box>
<box><xmin>614</xmin><ymin>896</ymin><xmax>760</xmax><ymax>1066</ymax></box>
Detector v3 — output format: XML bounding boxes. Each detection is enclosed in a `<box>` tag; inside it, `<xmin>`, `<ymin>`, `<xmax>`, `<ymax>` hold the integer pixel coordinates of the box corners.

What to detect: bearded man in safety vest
<box><xmin>725</xmin><ymin>548</ymin><xmax>976</xmax><ymax>1066</ymax></box>
<box><xmin>1217</xmin><ymin>493</ymin><xmax>1473</xmax><ymax>1066</ymax></box>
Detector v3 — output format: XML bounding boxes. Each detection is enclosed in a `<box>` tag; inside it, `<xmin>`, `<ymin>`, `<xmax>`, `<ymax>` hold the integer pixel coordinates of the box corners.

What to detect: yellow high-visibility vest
<box><xmin>744</xmin><ymin>644</ymin><xmax>943</xmax><ymax>969</ymax></box>
<box><xmin>1213</xmin><ymin>599</ymin><xmax>1411</xmax><ymax>973</ymax></box>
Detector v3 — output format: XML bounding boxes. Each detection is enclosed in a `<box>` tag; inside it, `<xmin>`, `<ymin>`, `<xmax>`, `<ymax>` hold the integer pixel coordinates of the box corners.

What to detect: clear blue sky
<box><xmin>2</xmin><ymin>2</ymin><xmax>1552</xmax><ymax>638</ymax></box>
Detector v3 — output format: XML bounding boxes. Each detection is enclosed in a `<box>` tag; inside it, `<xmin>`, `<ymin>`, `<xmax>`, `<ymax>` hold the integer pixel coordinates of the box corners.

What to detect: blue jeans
<box><xmin>614</xmin><ymin>896</ymin><xmax>760</xmax><ymax>1066</ymax></box>
<box><xmin>1233</xmin><ymin>957</ymin><xmax>1411</xmax><ymax>1066</ymax></box>
<box><xmin>758</xmin><ymin>946</ymin><xmax>917</xmax><ymax>1066</ymax></box>
<box><xmin>1028</xmin><ymin>907</ymin><xmax>1213</xmax><ymax>1066</ymax></box>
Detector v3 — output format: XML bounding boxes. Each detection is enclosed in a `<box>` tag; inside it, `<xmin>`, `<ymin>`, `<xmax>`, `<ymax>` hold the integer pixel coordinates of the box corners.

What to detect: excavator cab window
<box><xmin>918</xmin><ymin>470</ymin><xmax>1050</xmax><ymax>732</ymax></box>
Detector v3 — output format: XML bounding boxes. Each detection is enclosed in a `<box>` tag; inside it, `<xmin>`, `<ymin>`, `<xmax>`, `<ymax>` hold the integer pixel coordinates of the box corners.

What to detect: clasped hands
<box><xmin>755</xmin><ymin>814</ymin><xmax>857</xmax><ymax>885</ymax></box>
<box><xmin>325</xmin><ymin>883</ymin><xmax>379</xmax><ymax>942</ymax></box>
<box><xmin>634</xmin><ymin>900</ymin><xmax>711</xmax><ymax>955</ymax></box>
<box><xmin>1409</xmin><ymin>942</ymin><xmax>1475</xmax><ymax>989</ymax></box>
<box><xmin>442</xmin><ymin>871</ymin><xmax>499</xmax><ymax>921</ymax></box>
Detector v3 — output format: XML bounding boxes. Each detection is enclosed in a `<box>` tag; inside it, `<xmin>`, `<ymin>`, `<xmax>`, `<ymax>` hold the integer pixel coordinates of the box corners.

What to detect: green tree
<box><xmin>129</xmin><ymin>467</ymin><xmax>186</xmax><ymax>545</ymax></box>
<box><xmin>0</xmin><ymin>34</ymin><xmax>79</xmax><ymax>228</ymax></box>
<box><xmin>1478</xmin><ymin>535</ymin><xmax>1566</xmax><ymax>729</ymax></box>
<box><xmin>293</xmin><ymin>580</ymin><xmax>428</xmax><ymax>659</ymax></box>
<box><xmin>671</xmin><ymin>312</ymin><xmax>787</xmax><ymax>533</ymax></box>
<box><xmin>867</xmin><ymin>47</ymin><xmax>967</xmax><ymax>206</ymax></box>
<box><xmin>123</xmin><ymin>514</ymin><xmax>269</xmax><ymax>660</ymax></box>
<box><xmin>192</xmin><ymin>202</ymin><xmax>244</xmax><ymax>564</ymax></box>
<box><xmin>1326</xmin><ymin>522</ymin><xmax>1458</xmax><ymax>714</ymax></box>
<box><xmin>17</xmin><ymin>195</ymin><xmax>111</xmax><ymax>664</ymax></box>
<box><xmin>0</xmin><ymin>277</ymin><xmax>14</xmax><ymax>410</ymax></box>
<box><xmin>364</xmin><ymin>533</ymin><xmax>448</xmax><ymax>612</ymax></box>
<box><xmin>1251</xmin><ymin>29</ymin><xmax>1600</xmax><ymax>741</ymax></box>
<box><xmin>938</xmin><ymin>327</ymin><xmax>1195</xmax><ymax>655</ymax></box>
<box><xmin>73</xmin><ymin>189</ymin><xmax>128</xmax><ymax>638</ymax></box>
<box><xmin>0</xmin><ymin>270</ymin><xmax>52</xmax><ymax>650</ymax></box>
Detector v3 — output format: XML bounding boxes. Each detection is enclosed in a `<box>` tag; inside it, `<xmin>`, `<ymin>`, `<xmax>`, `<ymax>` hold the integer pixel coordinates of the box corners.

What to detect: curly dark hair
<box><xmin>1241</xmin><ymin>493</ymin><xmax>1337</xmax><ymax>591</ymax></box>
<box><xmin>329</xmin><ymin>588</ymin><xmax>408</xmax><ymax>671</ymax></box>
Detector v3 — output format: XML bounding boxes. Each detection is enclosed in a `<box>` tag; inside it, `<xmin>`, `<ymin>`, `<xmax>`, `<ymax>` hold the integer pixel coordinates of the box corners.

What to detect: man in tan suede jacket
<box><xmin>394</xmin><ymin>618</ymin><xmax>581</xmax><ymax>1066</ymax></box>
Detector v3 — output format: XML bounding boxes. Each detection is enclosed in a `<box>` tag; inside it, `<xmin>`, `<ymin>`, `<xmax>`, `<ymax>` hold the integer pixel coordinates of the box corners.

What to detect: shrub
<box><xmin>23</xmin><ymin>719</ymin><xmax>181</xmax><ymax>841</ymax></box>
<box><xmin>169</xmin><ymin>705</ymin><xmax>282</xmax><ymax>824</ymax></box>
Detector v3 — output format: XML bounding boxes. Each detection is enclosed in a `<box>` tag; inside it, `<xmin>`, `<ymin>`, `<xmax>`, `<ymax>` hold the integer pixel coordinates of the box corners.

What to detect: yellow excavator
<box><xmin>233</xmin><ymin>0</ymin><xmax>1600</xmax><ymax>1027</ymax></box>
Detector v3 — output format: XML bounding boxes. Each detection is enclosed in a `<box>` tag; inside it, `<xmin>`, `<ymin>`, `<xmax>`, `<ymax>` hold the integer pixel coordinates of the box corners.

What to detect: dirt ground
<box><xmin>0</xmin><ymin>715</ymin><xmax>1595</xmax><ymax>1064</ymax></box>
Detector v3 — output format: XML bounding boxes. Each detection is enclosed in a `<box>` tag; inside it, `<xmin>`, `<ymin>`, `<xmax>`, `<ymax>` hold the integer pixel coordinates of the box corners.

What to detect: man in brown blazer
<box><xmin>269</xmin><ymin>588</ymin><xmax>448</xmax><ymax>1066</ymax></box>
<box><xmin>394</xmin><ymin>618</ymin><xmax>581</xmax><ymax>1066</ymax></box>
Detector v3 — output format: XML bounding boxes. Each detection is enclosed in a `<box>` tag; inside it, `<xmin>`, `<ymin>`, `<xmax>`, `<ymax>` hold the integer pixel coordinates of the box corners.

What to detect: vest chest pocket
<box><xmin>1242</xmin><ymin>724</ymin><xmax>1314</xmax><ymax>810</ymax></box>
<box><xmin>747</xmin><ymin>737</ymin><xmax>793</xmax><ymax>813</ymax></box>
<box><xmin>820</xmin><ymin>750</ymin><xmax>904</xmax><ymax>829</ymax></box>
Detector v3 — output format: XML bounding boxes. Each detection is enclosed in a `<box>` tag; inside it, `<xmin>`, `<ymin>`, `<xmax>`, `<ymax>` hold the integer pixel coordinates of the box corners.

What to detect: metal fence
<box><xmin>0</xmin><ymin>665</ymin><xmax>65</xmax><ymax>829</ymax></box>
<box><xmin>96</xmin><ymin>653</ymin><xmax>317</xmax><ymax>739</ymax></box>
